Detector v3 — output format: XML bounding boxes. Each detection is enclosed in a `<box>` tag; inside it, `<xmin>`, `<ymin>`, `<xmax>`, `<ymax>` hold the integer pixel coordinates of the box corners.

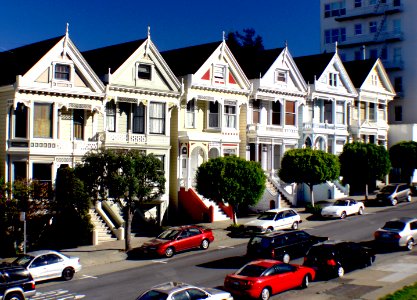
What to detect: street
<box><xmin>34</xmin><ymin>201</ymin><xmax>417</xmax><ymax>300</ymax></box>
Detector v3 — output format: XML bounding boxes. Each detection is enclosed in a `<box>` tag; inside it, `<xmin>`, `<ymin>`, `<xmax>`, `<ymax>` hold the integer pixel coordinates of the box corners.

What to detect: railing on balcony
<box><xmin>100</xmin><ymin>131</ymin><xmax>147</xmax><ymax>144</ymax></box>
<box><xmin>335</xmin><ymin>3</ymin><xmax>403</xmax><ymax>21</ymax></box>
<box><xmin>7</xmin><ymin>138</ymin><xmax>99</xmax><ymax>155</ymax></box>
<box><xmin>303</xmin><ymin>122</ymin><xmax>347</xmax><ymax>131</ymax></box>
<box><xmin>247</xmin><ymin>124</ymin><xmax>299</xmax><ymax>136</ymax></box>
<box><xmin>338</xmin><ymin>31</ymin><xmax>403</xmax><ymax>48</ymax></box>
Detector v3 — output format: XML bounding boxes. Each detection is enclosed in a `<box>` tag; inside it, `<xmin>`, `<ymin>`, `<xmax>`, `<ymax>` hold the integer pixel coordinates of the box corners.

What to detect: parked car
<box><xmin>320</xmin><ymin>198</ymin><xmax>365</xmax><ymax>219</ymax></box>
<box><xmin>137</xmin><ymin>225</ymin><xmax>215</xmax><ymax>258</ymax></box>
<box><xmin>246</xmin><ymin>230</ymin><xmax>328</xmax><ymax>263</ymax></box>
<box><xmin>376</xmin><ymin>183</ymin><xmax>412</xmax><ymax>206</ymax></box>
<box><xmin>224</xmin><ymin>259</ymin><xmax>315</xmax><ymax>300</ymax></box>
<box><xmin>243</xmin><ymin>208</ymin><xmax>301</xmax><ymax>234</ymax></box>
<box><xmin>303</xmin><ymin>240</ymin><xmax>375</xmax><ymax>278</ymax></box>
<box><xmin>135</xmin><ymin>281</ymin><xmax>233</xmax><ymax>300</ymax></box>
<box><xmin>374</xmin><ymin>217</ymin><xmax>417</xmax><ymax>250</ymax></box>
<box><xmin>10</xmin><ymin>250</ymin><xmax>82</xmax><ymax>282</ymax></box>
<box><xmin>0</xmin><ymin>265</ymin><xmax>36</xmax><ymax>300</ymax></box>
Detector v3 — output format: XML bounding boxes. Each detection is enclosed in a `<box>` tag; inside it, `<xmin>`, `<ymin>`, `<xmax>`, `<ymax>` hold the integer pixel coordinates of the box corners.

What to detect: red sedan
<box><xmin>224</xmin><ymin>259</ymin><xmax>315</xmax><ymax>300</ymax></box>
<box><xmin>138</xmin><ymin>225</ymin><xmax>214</xmax><ymax>258</ymax></box>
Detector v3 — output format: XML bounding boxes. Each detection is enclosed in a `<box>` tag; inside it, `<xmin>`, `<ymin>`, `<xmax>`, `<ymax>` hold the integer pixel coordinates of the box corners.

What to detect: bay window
<box><xmin>285</xmin><ymin>101</ymin><xmax>296</xmax><ymax>126</ymax></box>
<box><xmin>149</xmin><ymin>102</ymin><xmax>165</xmax><ymax>134</ymax></box>
<box><xmin>34</xmin><ymin>103</ymin><xmax>53</xmax><ymax>138</ymax></box>
<box><xmin>133</xmin><ymin>103</ymin><xmax>145</xmax><ymax>134</ymax></box>
<box><xmin>224</xmin><ymin>102</ymin><xmax>236</xmax><ymax>128</ymax></box>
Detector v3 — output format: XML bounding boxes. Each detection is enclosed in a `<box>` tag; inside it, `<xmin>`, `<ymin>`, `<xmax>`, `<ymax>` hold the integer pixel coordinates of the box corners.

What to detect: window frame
<box><xmin>285</xmin><ymin>101</ymin><xmax>296</xmax><ymax>126</ymax></box>
<box><xmin>54</xmin><ymin>63</ymin><xmax>71</xmax><ymax>81</ymax></box>
<box><xmin>275</xmin><ymin>69</ymin><xmax>287</xmax><ymax>84</ymax></box>
<box><xmin>73</xmin><ymin>109</ymin><xmax>84</xmax><ymax>140</ymax></box>
<box><xmin>328</xmin><ymin>73</ymin><xmax>338</xmax><ymax>87</ymax></box>
<box><xmin>186</xmin><ymin>99</ymin><xmax>196</xmax><ymax>128</ymax></box>
<box><xmin>137</xmin><ymin>63</ymin><xmax>152</xmax><ymax>80</ymax></box>
<box><xmin>223</xmin><ymin>101</ymin><xmax>237</xmax><ymax>129</ymax></box>
<box><xmin>106</xmin><ymin>102</ymin><xmax>116</xmax><ymax>132</ymax></box>
<box><xmin>33</xmin><ymin>103</ymin><xmax>53</xmax><ymax>138</ymax></box>
<box><xmin>213</xmin><ymin>64</ymin><xmax>226</xmax><ymax>84</ymax></box>
<box><xmin>149</xmin><ymin>102</ymin><xmax>166</xmax><ymax>135</ymax></box>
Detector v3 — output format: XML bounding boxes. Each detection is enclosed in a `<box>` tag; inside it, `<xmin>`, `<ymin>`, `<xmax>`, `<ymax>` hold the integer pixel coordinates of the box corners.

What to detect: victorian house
<box><xmin>82</xmin><ymin>31</ymin><xmax>182</xmax><ymax>225</ymax></box>
<box><xmin>343</xmin><ymin>58</ymin><xmax>395</xmax><ymax>147</ymax></box>
<box><xmin>294</xmin><ymin>50</ymin><xmax>358</xmax><ymax>155</ymax></box>
<box><xmin>161</xmin><ymin>39</ymin><xmax>251</xmax><ymax>221</ymax></box>
<box><xmin>0</xmin><ymin>30</ymin><xmax>105</xmax><ymax>187</ymax></box>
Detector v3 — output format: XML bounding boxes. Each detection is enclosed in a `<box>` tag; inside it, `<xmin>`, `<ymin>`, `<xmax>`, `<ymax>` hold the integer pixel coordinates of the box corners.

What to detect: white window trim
<box><xmin>275</xmin><ymin>69</ymin><xmax>288</xmax><ymax>84</ymax></box>
<box><xmin>212</xmin><ymin>64</ymin><xmax>226</xmax><ymax>85</ymax></box>
<box><xmin>51</xmin><ymin>61</ymin><xmax>74</xmax><ymax>87</ymax></box>
<box><xmin>328</xmin><ymin>72</ymin><xmax>339</xmax><ymax>87</ymax></box>
<box><xmin>135</xmin><ymin>62</ymin><xmax>154</xmax><ymax>82</ymax></box>
<box><xmin>185</xmin><ymin>99</ymin><xmax>197</xmax><ymax>129</ymax></box>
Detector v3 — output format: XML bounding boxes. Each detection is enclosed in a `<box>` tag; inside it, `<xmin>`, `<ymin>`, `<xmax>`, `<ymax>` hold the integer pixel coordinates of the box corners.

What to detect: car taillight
<box><xmin>392</xmin><ymin>233</ymin><xmax>401</xmax><ymax>239</ymax></box>
<box><xmin>30</xmin><ymin>281</ymin><xmax>36</xmax><ymax>290</ymax></box>
<box><xmin>326</xmin><ymin>259</ymin><xmax>337</xmax><ymax>266</ymax></box>
<box><xmin>271</xmin><ymin>249</ymin><xmax>275</xmax><ymax>258</ymax></box>
<box><xmin>304</xmin><ymin>257</ymin><xmax>308</xmax><ymax>263</ymax></box>
<box><xmin>374</xmin><ymin>232</ymin><xmax>380</xmax><ymax>238</ymax></box>
<box><xmin>244</xmin><ymin>280</ymin><xmax>255</xmax><ymax>286</ymax></box>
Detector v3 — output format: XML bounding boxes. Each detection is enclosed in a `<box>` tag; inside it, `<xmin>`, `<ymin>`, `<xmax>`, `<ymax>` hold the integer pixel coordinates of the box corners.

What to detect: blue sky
<box><xmin>0</xmin><ymin>0</ymin><xmax>320</xmax><ymax>56</ymax></box>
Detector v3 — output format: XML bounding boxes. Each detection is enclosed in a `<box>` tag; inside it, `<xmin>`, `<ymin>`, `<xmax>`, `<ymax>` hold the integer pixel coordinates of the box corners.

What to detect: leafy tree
<box><xmin>79</xmin><ymin>149</ymin><xmax>165</xmax><ymax>251</ymax></box>
<box><xmin>226</xmin><ymin>28</ymin><xmax>264</xmax><ymax>52</ymax></box>
<box><xmin>278</xmin><ymin>148</ymin><xmax>340</xmax><ymax>207</ymax></box>
<box><xmin>339</xmin><ymin>142</ymin><xmax>391</xmax><ymax>199</ymax></box>
<box><xmin>195</xmin><ymin>156</ymin><xmax>266</xmax><ymax>224</ymax></box>
<box><xmin>389</xmin><ymin>141</ymin><xmax>417</xmax><ymax>183</ymax></box>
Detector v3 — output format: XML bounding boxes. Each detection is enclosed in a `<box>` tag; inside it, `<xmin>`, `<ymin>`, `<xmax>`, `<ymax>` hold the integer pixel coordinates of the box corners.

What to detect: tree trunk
<box><xmin>125</xmin><ymin>203</ymin><xmax>133</xmax><ymax>252</ymax></box>
<box><xmin>365</xmin><ymin>184</ymin><xmax>369</xmax><ymax>201</ymax></box>
<box><xmin>232</xmin><ymin>205</ymin><xmax>238</xmax><ymax>225</ymax></box>
<box><xmin>309</xmin><ymin>184</ymin><xmax>315</xmax><ymax>207</ymax></box>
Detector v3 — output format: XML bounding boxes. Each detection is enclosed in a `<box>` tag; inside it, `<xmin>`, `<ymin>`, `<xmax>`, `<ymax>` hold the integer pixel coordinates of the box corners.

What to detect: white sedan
<box><xmin>11</xmin><ymin>250</ymin><xmax>82</xmax><ymax>282</ymax></box>
<box><xmin>321</xmin><ymin>198</ymin><xmax>365</xmax><ymax>219</ymax></box>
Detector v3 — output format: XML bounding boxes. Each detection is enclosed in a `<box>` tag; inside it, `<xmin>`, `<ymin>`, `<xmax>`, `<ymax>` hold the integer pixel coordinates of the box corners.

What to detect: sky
<box><xmin>0</xmin><ymin>0</ymin><xmax>320</xmax><ymax>57</ymax></box>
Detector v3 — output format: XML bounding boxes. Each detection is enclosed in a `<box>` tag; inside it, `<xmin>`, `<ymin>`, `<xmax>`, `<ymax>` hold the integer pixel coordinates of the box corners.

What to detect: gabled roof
<box><xmin>293</xmin><ymin>52</ymin><xmax>335</xmax><ymax>83</ymax></box>
<box><xmin>343</xmin><ymin>58</ymin><xmax>378</xmax><ymax>87</ymax></box>
<box><xmin>0</xmin><ymin>36</ymin><xmax>64</xmax><ymax>85</ymax></box>
<box><xmin>161</xmin><ymin>42</ymin><xmax>220</xmax><ymax>76</ymax></box>
<box><xmin>232</xmin><ymin>48</ymin><xmax>284</xmax><ymax>79</ymax></box>
<box><xmin>82</xmin><ymin>39</ymin><xmax>147</xmax><ymax>76</ymax></box>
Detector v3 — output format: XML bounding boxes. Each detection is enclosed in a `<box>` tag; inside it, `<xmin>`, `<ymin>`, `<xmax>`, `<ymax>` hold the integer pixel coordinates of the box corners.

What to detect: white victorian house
<box><xmin>0</xmin><ymin>31</ymin><xmax>105</xmax><ymax>187</ymax></box>
<box><xmin>294</xmin><ymin>51</ymin><xmax>358</xmax><ymax>155</ymax></box>
<box><xmin>82</xmin><ymin>32</ymin><xmax>181</xmax><ymax>225</ymax></box>
<box><xmin>344</xmin><ymin>58</ymin><xmax>395</xmax><ymax>147</ymax></box>
<box><xmin>162</xmin><ymin>39</ymin><xmax>251</xmax><ymax>221</ymax></box>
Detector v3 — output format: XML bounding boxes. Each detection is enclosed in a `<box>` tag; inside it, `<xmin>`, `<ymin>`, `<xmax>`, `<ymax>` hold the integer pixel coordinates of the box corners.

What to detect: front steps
<box><xmin>89</xmin><ymin>208</ymin><xmax>117</xmax><ymax>244</ymax></box>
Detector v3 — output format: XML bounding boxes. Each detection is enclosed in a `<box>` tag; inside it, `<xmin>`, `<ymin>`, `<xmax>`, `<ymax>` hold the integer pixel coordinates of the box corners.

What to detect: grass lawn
<box><xmin>380</xmin><ymin>282</ymin><xmax>417</xmax><ymax>300</ymax></box>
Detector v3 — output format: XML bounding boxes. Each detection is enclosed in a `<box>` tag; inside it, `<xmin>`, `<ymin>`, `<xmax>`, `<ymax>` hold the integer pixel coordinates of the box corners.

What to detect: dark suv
<box><xmin>303</xmin><ymin>240</ymin><xmax>375</xmax><ymax>278</ymax></box>
<box><xmin>246</xmin><ymin>230</ymin><xmax>328</xmax><ymax>263</ymax></box>
<box><xmin>0</xmin><ymin>265</ymin><xmax>36</xmax><ymax>300</ymax></box>
<box><xmin>376</xmin><ymin>183</ymin><xmax>411</xmax><ymax>206</ymax></box>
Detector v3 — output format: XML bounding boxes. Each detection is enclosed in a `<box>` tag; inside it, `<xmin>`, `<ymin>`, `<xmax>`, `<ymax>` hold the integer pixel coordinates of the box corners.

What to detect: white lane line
<box><xmin>152</xmin><ymin>260</ymin><xmax>168</xmax><ymax>263</ymax></box>
<box><xmin>81</xmin><ymin>274</ymin><xmax>98</xmax><ymax>279</ymax></box>
<box><xmin>218</xmin><ymin>246</ymin><xmax>235</xmax><ymax>249</ymax></box>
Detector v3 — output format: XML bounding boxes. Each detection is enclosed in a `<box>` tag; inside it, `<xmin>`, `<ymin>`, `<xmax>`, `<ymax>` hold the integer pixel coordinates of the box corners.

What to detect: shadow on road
<box><xmin>197</xmin><ymin>256</ymin><xmax>250</xmax><ymax>270</ymax></box>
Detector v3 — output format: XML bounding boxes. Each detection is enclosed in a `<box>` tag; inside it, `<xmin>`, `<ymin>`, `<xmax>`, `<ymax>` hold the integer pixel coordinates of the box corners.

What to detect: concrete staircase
<box><xmin>266</xmin><ymin>179</ymin><xmax>292</xmax><ymax>208</ymax></box>
<box><xmin>89</xmin><ymin>208</ymin><xmax>117</xmax><ymax>244</ymax></box>
<box><xmin>202</xmin><ymin>198</ymin><xmax>230</xmax><ymax>221</ymax></box>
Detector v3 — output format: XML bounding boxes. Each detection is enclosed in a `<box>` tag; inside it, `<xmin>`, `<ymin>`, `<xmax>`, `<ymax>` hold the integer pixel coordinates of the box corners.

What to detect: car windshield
<box><xmin>157</xmin><ymin>229</ymin><xmax>181</xmax><ymax>240</ymax></box>
<box><xmin>380</xmin><ymin>185</ymin><xmax>396</xmax><ymax>193</ymax></box>
<box><xmin>257</xmin><ymin>212</ymin><xmax>276</xmax><ymax>220</ymax></box>
<box><xmin>334</xmin><ymin>200</ymin><xmax>348</xmax><ymax>206</ymax></box>
<box><xmin>249</xmin><ymin>236</ymin><xmax>272</xmax><ymax>248</ymax></box>
<box><xmin>237</xmin><ymin>264</ymin><xmax>268</xmax><ymax>277</ymax></box>
<box><xmin>12</xmin><ymin>254</ymin><xmax>34</xmax><ymax>267</ymax></box>
<box><xmin>137</xmin><ymin>290</ymin><xmax>168</xmax><ymax>300</ymax></box>
<box><xmin>382</xmin><ymin>221</ymin><xmax>406</xmax><ymax>231</ymax></box>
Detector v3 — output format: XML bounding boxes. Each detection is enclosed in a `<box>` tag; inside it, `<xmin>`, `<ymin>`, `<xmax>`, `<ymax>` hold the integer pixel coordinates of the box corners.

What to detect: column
<box><xmin>246</xmin><ymin>144</ymin><xmax>250</xmax><ymax>161</ymax></box>
<box><xmin>53</xmin><ymin>104</ymin><xmax>58</xmax><ymax>139</ymax></box>
<box><xmin>332</xmin><ymin>100</ymin><xmax>336</xmax><ymax>125</ymax></box>
<box><xmin>261</xmin><ymin>145</ymin><xmax>267</xmax><ymax>171</ymax></box>
<box><xmin>255</xmin><ymin>143</ymin><xmax>259</xmax><ymax>162</ymax></box>
<box><xmin>271</xmin><ymin>143</ymin><xmax>275</xmax><ymax>175</ymax></box>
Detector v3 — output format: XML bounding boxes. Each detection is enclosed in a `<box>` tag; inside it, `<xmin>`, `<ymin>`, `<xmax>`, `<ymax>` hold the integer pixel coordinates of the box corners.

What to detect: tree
<box><xmin>389</xmin><ymin>141</ymin><xmax>417</xmax><ymax>183</ymax></box>
<box><xmin>339</xmin><ymin>142</ymin><xmax>391</xmax><ymax>199</ymax></box>
<box><xmin>226</xmin><ymin>28</ymin><xmax>264</xmax><ymax>52</ymax></box>
<box><xmin>79</xmin><ymin>149</ymin><xmax>165</xmax><ymax>251</ymax></box>
<box><xmin>195</xmin><ymin>156</ymin><xmax>266</xmax><ymax>225</ymax></box>
<box><xmin>278</xmin><ymin>148</ymin><xmax>340</xmax><ymax>207</ymax></box>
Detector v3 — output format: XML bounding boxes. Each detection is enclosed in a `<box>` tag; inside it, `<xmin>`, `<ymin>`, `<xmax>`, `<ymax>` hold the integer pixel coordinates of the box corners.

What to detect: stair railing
<box><xmin>269</xmin><ymin>175</ymin><xmax>295</xmax><ymax>205</ymax></box>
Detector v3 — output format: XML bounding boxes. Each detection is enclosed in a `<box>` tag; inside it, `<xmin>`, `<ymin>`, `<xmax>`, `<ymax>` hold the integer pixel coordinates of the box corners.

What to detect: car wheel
<box><xmin>336</xmin><ymin>266</ymin><xmax>345</xmax><ymax>278</ymax></box>
<box><xmin>62</xmin><ymin>267</ymin><xmax>74</xmax><ymax>281</ymax></box>
<box><xmin>200</xmin><ymin>239</ymin><xmax>210</xmax><ymax>250</ymax></box>
<box><xmin>406</xmin><ymin>240</ymin><xmax>414</xmax><ymax>251</ymax></box>
<box><xmin>358</xmin><ymin>207</ymin><xmax>364</xmax><ymax>215</ymax></box>
<box><xmin>301</xmin><ymin>274</ymin><xmax>311</xmax><ymax>289</ymax></box>
<box><xmin>5</xmin><ymin>293</ymin><xmax>24</xmax><ymax>300</ymax></box>
<box><xmin>266</xmin><ymin>227</ymin><xmax>273</xmax><ymax>233</ymax></box>
<box><xmin>340</xmin><ymin>212</ymin><xmax>347</xmax><ymax>219</ymax></box>
<box><xmin>165</xmin><ymin>247</ymin><xmax>175</xmax><ymax>258</ymax></box>
<box><xmin>260</xmin><ymin>287</ymin><xmax>270</xmax><ymax>300</ymax></box>
<box><xmin>292</xmin><ymin>222</ymin><xmax>299</xmax><ymax>230</ymax></box>
<box><xmin>407</xmin><ymin>194</ymin><xmax>412</xmax><ymax>202</ymax></box>
<box><xmin>283</xmin><ymin>253</ymin><xmax>290</xmax><ymax>264</ymax></box>
<box><xmin>391</xmin><ymin>198</ymin><xmax>398</xmax><ymax>206</ymax></box>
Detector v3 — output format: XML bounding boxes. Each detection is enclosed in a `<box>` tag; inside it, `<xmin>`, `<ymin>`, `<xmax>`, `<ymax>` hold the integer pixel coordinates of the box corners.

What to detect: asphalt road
<box><xmin>33</xmin><ymin>201</ymin><xmax>417</xmax><ymax>300</ymax></box>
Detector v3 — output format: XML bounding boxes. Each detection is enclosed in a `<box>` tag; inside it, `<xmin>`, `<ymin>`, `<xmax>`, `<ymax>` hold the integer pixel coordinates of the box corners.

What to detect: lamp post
<box><xmin>20</xmin><ymin>211</ymin><xmax>26</xmax><ymax>254</ymax></box>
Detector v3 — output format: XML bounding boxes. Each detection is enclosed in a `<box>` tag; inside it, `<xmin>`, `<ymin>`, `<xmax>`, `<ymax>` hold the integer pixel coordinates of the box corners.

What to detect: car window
<box><xmin>257</xmin><ymin>212</ymin><xmax>276</xmax><ymax>221</ymax></box>
<box><xmin>12</xmin><ymin>255</ymin><xmax>34</xmax><ymax>268</ymax></box>
<box><xmin>31</xmin><ymin>255</ymin><xmax>48</xmax><ymax>268</ymax></box>
<box><xmin>172</xmin><ymin>291</ymin><xmax>190</xmax><ymax>300</ymax></box>
<box><xmin>158</xmin><ymin>229</ymin><xmax>180</xmax><ymax>240</ymax></box>
<box><xmin>186</xmin><ymin>288</ymin><xmax>208</xmax><ymax>300</ymax></box>
<box><xmin>380</xmin><ymin>185</ymin><xmax>396</xmax><ymax>193</ymax></box>
<box><xmin>295</xmin><ymin>231</ymin><xmax>309</xmax><ymax>240</ymax></box>
<box><xmin>273</xmin><ymin>236</ymin><xmax>286</xmax><ymax>246</ymax></box>
<box><xmin>179</xmin><ymin>230</ymin><xmax>190</xmax><ymax>239</ymax></box>
<box><xmin>350</xmin><ymin>200</ymin><xmax>357</xmax><ymax>205</ymax></box>
<box><xmin>188</xmin><ymin>228</ymin><xmax>201</xmax><ymax>237</ymax></box>
<box><xmin>275</xmin><ymin>212</ymin><xmax>284</xmax><ymax>220</ymax></box>
<box><xmin>138</xmin><ymin>290</ymin><xmax>168</xmax><ymax>300</ymax></box>
<box><xmin>334</xmin><ymin>200</ymin><xmax>347</xmax><ymax>206</ymax></box>
<box><xmin>286</xmin><ymin>233</ymin><xmax>299</xmax><ymax>244</ymax></box>
<box><xmin>410</xmin><ymin>222</ymin><xmax>417</xmax><ymax>230</ymax></box>
<box><xmin>237</xmin><ymin>264</ymin><xmax>267</xmax><ymax>277</ymax></box>
<box><xmin>382</xmin><ymin>221</ymin><xmax>406</xmax><ymax>231</ymax></box>
<box><xmin>45</xmin><ymin>254</ymin><xmax>62</xmax><ymax>264</ymax></box>
<box><xmin>274</xmin><ymin>263</ymin><xmax>296</xmax><ymax>274</ymax></box>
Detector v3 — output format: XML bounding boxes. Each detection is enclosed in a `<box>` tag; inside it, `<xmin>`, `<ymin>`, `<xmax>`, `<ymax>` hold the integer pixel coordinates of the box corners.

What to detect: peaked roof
<box><xmin>343</xmin><ymin>58</ymin><xmax>378</xmax><ymax>87</ymax></box>
<box><xmin>232</xmin><ymin>47</ymin><xmax>284</xmax><ymax>79</ymax></box>
<box><xmin>161</xmin><ymin>41</ymin><xmax>221</xmax><ymax>76</ymax></box>
<box><xmin>293</xmin><ymin>52</ymin><xmax>335</xmax><ymax>83</ymax></box>
<box><xmin>0</xmin><ymin>36</ymin><xmax>64</xmax><ymax>86</ymax></box>
<box><xmin>82</xmin><ymin>39</ymin><xmax>147</xmax><ymax>76</ymax></box>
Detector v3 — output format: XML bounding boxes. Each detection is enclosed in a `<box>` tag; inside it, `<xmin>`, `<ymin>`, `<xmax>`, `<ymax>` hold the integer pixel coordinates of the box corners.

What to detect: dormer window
<box><xmin>54</xmin><ymin>64</ymin><xmax>70</xmax><ymax>81</ymax></box>
<box><xmin>213</xmin><ymin>65</ymin><xmax>226</xmax><ymax>84</ymax></box>
<box><xmin>137</xmin><ymin>64</ymin><xmax>152</xmax><ymax>80</ymax></box>
<box><xmin>275</xmin><ymin>70</ymin><xmax>287</xmax><ymax>83</ymax></box>
<box><xmin>329</xmin><ymin>73</ymin><xmax>338</xmax><ymax>87</ymax></box>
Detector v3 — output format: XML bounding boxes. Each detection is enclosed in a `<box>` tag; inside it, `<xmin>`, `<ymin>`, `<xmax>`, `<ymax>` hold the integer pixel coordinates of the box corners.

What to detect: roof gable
<box><xmin>293</xmin><ymin>52</ymin><xmax>335</xmax><ymax>84</ymax></box>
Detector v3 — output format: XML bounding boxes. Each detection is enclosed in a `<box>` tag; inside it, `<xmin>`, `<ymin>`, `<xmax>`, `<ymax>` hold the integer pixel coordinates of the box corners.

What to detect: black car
<box><xmin>376</xmin><ymin>183</ymin><xmax>412</xmax><ymax>206</ymax></box>
<box><xmin>246</xmin><ymin>230</ymin><xmax>328</xmax><ymax>263</ymax></box>
<box><xmin>0</xmin><ymin>265</ymin><xmax>36</xmax><ymax>300</ymax></box>
<box><xmin>303</xmin><ymin>240</ymin><xmax>375</xmax><ymax>278</ymax></box>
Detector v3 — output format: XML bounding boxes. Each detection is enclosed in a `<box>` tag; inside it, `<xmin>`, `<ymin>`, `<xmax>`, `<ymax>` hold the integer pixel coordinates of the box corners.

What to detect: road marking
<box><xmin>81</xmin><ymin>274</ymin><xmax>98</xmax><ymax>279</ymax></box>
<box><xmin>218</xmin><ymin>246</ymin><xmax>235</xmax><ymax>249</ymax></box>
<box><xmin>152</xmin><ymin>259</ymin><xmax>168</xmax><ymax>264</ymax></box>
<box><xmin>32</xmin><ymin>289</ymin><xmax>85</xmax><ymax>299</ymax></box>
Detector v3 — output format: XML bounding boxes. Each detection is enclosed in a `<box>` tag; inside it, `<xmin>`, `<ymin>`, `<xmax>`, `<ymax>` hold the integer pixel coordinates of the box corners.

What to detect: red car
<box><xmin>138</xmin><ymin>225</ymin><xmax>214</xmax><ymax>258</ymax></box>
<box><xmin>224</xmin><ymin>259</ymin><xmax>315</xmax><ymax>300</ymax></box>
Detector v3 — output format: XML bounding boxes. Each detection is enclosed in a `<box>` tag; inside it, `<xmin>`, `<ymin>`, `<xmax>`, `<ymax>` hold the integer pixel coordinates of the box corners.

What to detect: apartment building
<box><xmin>320</xmin><ymin>0</ymin><xmax>416</xmax><ymax>145</ymax></box>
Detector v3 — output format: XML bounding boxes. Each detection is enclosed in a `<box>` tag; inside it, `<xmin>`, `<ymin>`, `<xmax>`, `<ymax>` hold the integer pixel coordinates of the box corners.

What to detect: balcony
<box><xmin>99</xmin><ymin>131</ymin><xmax>170</xmax><ymax>147</ymax></box>
<box><xmin>303</xmin><ymin>122</ymin><xmax>348</xmax><ymax>135</ymax></box>
<box><xmin>338</xmin><ymin>31</ymin><xmax>403</xmax><ymax>48</ymax></box>
<box><xmin>335</xmin><ymin>3</ymin><xmax>403</xmax><ymax>21</ymax></box>
<box><xmin>247</xmin><ymin>124</ymin><xmax>299</xmax><ymax>139</ymax></box>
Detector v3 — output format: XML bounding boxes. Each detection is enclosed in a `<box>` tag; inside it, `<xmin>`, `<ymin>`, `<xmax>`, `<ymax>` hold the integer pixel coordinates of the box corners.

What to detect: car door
<box><xmin>347</xmin><ymin>200</ymin><xmax>356</xmax><ymax>215</ymax></box>
<box><xmin>175</xmin><ymin>229</ymin><xmax>190</xmax><ymax>252</ymax></box>
<box><xmin>268</xmin><ymin>264</ymin><xmax>298</xmax><ymax>294</ymax></box>
<box><xmin>44</xmin><ymin>254</ymin><xmax>65</xmax><ymax>279</ymax></box>
<box><xmin>409</xmin><ymin>221</ymin><xmax>417</xmax><ymax>242</ymax></box>
<box><xmin>273</xmin><ymin>212</ymin><xmax>285</xmax><ymax>230</ymax></box>
<box><xmin>28</xmin><ymin>255</ymin><xmax>49</xmax><ymax>281</ymax></box>
<box><xmin>187</xmin><ymin>227</ymin><xmax>203</xmax><ymax>249</ymax></box>
<box><xmin>342</xmin><ymin>242</ymin><xmax>363</xmax><ymax>270</ymax></box>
